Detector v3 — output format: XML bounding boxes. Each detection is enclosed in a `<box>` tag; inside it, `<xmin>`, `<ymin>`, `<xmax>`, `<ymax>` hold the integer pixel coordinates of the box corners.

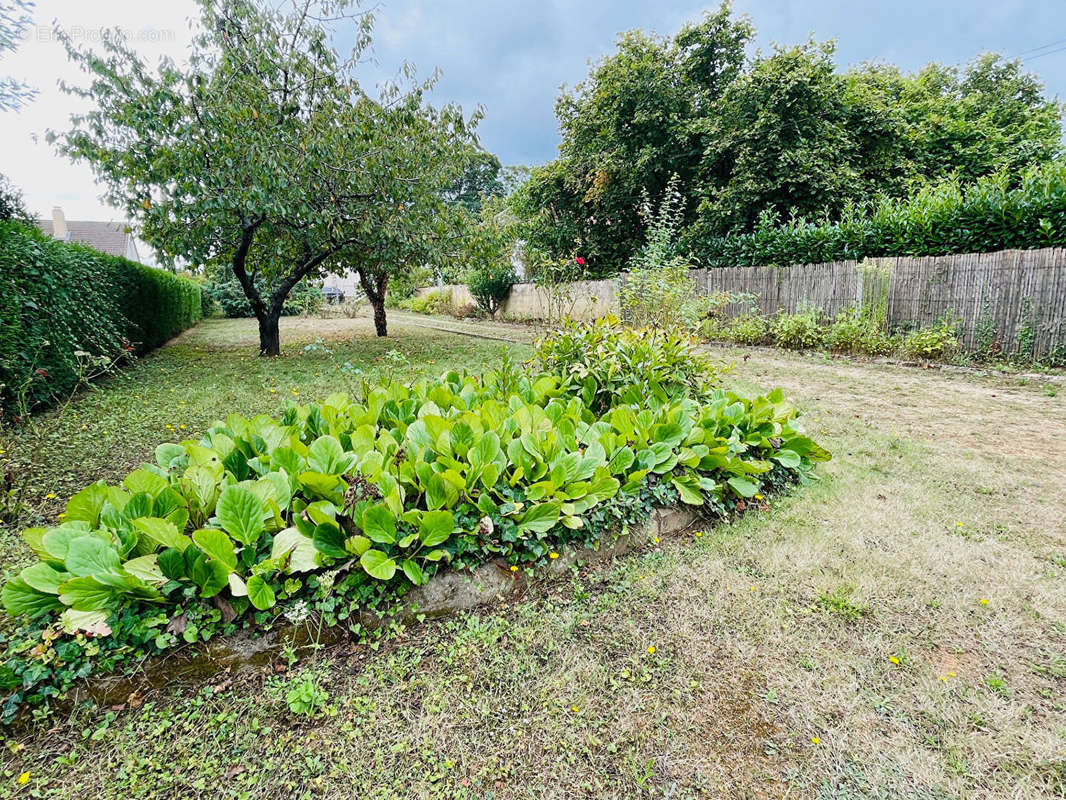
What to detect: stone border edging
<box><xmin>79</xmin><ymin>506</ymin><xmax>699</xmax><ymax>707</ymax></box>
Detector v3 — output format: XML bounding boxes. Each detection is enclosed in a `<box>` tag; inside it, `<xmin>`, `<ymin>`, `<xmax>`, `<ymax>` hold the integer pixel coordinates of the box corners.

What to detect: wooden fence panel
<box><xmin>701</xmin><ymin>247</ymin><xmax>1066</xmax><ymax>358</ymax></box>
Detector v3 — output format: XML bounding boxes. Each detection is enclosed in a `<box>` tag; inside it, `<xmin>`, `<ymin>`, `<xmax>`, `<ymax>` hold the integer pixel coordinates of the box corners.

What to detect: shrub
<box><xmin>823</xmin><ymin>309</ymin><xmax>896</xmax><ymax>356</ymax></box>
<box><xmin>0</xmin><ymin>175</ymin><xmax>32</xmax><ymax>224</ymax></box>
<box><xmin>401</xmin><ymin>289</ymin><xmax>453</xmax><ymax>315</ymax></box>
<box><xmin>770</xmin><ymin>309</ymin><xmax>824</xmax><ymax>350</ymax></box>
<box><xmin>465</xmin><ymin>261</ymin><xmax>515</xmax><ymax>319</ymax></box>
<box><xmin>384</xmin><ymin>266</ymin><xmax>432</xmax><ymax>308</ymax></box>
<box><xmin>689</xmin><ymin>162</ymin><xmax>1066</xmax><ymax>268</ymax></box>
<box><xmin>0</xmin><ymin>359</ymin><xmax>829</xmax><ymax>721</ymax></box>
<box><xmin>534</xmin><ymin>317</ymin><xmax>718</xmax><ymax>413</ymax></box>
<box><xmin>205</xmin><ymin>270</ymin><xmax>322</xmax><ymax>318</ymax></box>
<box><xmin>618</xmin><ymin>175</ymin><xmax>699</xmax><ymax>330</ymax></box>
<box><xmin>901</xmin><ymin>317</ymin><xmax>960</xmax><ymax>361</ymax></box>
<box><xmin>0</xmin><ymin>222</ymin><xmax>201</xmax><ymax>419</ymax></box>
<box><xmin>723</xmin><ymin>314</ymin><xmax>771</xmax><ymax>345</ymax></box>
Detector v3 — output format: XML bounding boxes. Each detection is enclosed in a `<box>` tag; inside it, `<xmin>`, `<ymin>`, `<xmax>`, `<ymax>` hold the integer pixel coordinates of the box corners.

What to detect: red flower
<box><xmin>574</xmin><ymin>257</ymin><xmax>586</xmax><ymax>266</ymax></box>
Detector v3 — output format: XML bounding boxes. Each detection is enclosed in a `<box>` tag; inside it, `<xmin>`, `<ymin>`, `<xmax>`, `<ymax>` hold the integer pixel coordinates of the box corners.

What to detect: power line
<box><xmin>1013</xmin><ymin>37</ymin><xmax>1066</xmax><ymax>59</ymax></box>
<box><xmin>1023</xmin><ymin>44</ymin><xmax>1066</xmax><ymax>62</ymax></box>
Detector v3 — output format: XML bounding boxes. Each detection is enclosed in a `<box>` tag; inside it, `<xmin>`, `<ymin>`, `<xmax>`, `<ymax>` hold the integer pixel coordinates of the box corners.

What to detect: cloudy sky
<box><xmin>2</xmin><ymin>0</ymin><xmax>1064</xmax><ymax>225</ymax></box>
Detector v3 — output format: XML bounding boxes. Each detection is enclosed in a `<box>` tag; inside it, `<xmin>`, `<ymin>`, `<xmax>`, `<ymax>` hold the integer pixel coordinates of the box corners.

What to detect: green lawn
<box><xmin>1</xmin><ymin>315</ymin><xmax>1064</xmax><ymax>799</ymax></box>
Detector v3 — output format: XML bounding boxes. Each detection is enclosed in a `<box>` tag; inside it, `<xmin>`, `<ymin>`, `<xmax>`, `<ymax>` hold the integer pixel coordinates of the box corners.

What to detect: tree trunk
<box><xmin>359</xmin><ymin>270</ymin><xmax>390</xmax><ymax>337</ymax></box>
<box><xmin>258</xmin><ymin>311</ymin><xmax>281</xmax><ymax>356</ymax></box>
<box><xmin>371</xmin><ymin>297</ymin><xmax>387</xmax><ymax>337</ymax></box>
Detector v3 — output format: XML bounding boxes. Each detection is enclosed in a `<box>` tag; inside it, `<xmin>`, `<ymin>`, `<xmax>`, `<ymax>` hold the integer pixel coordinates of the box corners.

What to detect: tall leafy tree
<box><xmin>444</xmin><ymin>148</ymin><xmax>505</xmax><ymax>215</ymax></box>
<box><xmin>0</xmin><ymin>0</ymin><xmax>36</xmax><ymax>111</ymax></box>
<box><xmin>694</xmin><ymin>41</ymin><xmax>861</xmax><ymax>234</ymax></box>
<box><xmin>52</xmin><ymin>0</ymin><xmax>477</xmax><ymax>354</ymax></box>
<box><xmin>514</xmin><ymin>3</ymin><xmax>752</xmax><ymax>273</ymax></box>
<box><xmin>516</xmin><ymin>2</ymin><xmax>1063</xmax><ymax>269</ymax></box>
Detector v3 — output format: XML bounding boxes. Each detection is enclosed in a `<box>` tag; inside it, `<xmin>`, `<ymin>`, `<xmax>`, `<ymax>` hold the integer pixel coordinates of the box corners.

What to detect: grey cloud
<box><xmin>344</xmin><ymin>0</ymin><xmax>1066</xmax><ymax>168</ymax></box>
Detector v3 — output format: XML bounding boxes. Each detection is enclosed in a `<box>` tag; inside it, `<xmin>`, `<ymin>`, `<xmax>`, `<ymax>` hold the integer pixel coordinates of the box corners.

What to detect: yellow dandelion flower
<box><xmin>45</xmin><ymin>493</ymin><xmax>56</xmax><ymax>500</ymax></box>
<box><xmin>570</xmin><ymin>705</ymin><xmax>579</xmax><ymax>713</ymax></box>
<box><xmin>17</xmin><ymin>772</ymin><xmax>30</xmax><ymax>785</ymax></box>
<box><xmin>646</xmin><ymin>645</ymin><xmax>656</xmax><ymax>654</ymax></box>
<box><xmin>811</xmin><ymin>736</ymin><xmax>820</xmax><ymax>745</ymax></box>
<box><xmin>979</xmin><ymin>598</ymin><xmax>989</xmax><ymax>606</ymax></box>
<box><xmin>653</xmin><ymin>536</ymin><xmax>660</xmax><ymax>544</ymax></box>
<box><xmin>695</xmin><ymin>531</ymin><xmax>703</xmax><ymax>538</ymax></box>
<box><xmin>754</xmin><ymin>494</ymin><xmax>763</xmax><ymax>500</ymax></box>
<box><xmin>939</xmin><ymin>675</ymin><xmax>947</xmax><ymax>682</ymax></box>
<box><xmin>549</xmin><ymin>552</ymin><xmax>559</xmax><ymax>560</ymax></box>
<box><xmin>889</xmin><ymin>656</ymin><xmax>900</xmax><ymax>665</ymax></box>
<box><xmin>510</xmin><ymin>565</ymin><xmax>518</xmax><ymax>573</ymax></box>
<box><xmin>58</xmin><ymin>512</ymin><xmax>66</xmax><ymax>519</ymax></box>
<box><xmin>947</xmin><ymin>671</ymin><xmax>956</xmax><ymax>677</ymax></box>
<box><xmin>179</xmin><ymin>424</ymin><xmax>187</xmax><ymax>430</ymax></box>
<box><xmin>955</xmin><ymin>521</ymin><xmax>963</xmax><ymax>527</ymax></box>
<box><xmin>749</xmin><ymin>585</ymin><xmax>757</xmax><ymax>592</ymax></box>
<box><xmin>80</xmin><ymin>424</ymin><xmax>88</xmax><ymax>431</ymax></box>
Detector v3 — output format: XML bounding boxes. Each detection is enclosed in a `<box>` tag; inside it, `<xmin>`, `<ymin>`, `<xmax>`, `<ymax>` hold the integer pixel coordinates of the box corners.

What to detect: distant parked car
<box><xmin>321</xmin><ymin>286</ymin><xmax>345</xmax><ymax>304</ymax></box>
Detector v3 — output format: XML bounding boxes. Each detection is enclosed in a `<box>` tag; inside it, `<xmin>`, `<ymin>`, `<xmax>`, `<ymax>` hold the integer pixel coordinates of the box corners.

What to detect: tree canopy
<box><xmin>52</xmin><ymin>0</ymin><xmax>480</xmax><ymax>353</ymax></box>
<box><xmin>513</xmin><ymin>2</ymin><xmax>1064</xmax><ymax>275</ymax></box>
<box><xmin>0</xmin><ymin>0</ymin><xmax>36</xmax><ymax>112</ymax></box>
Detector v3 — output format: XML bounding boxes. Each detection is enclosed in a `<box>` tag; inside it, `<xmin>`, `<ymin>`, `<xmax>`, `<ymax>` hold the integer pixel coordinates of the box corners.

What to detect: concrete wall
<box><xmin>415</xmin><ymin>278</ymin><xmax>619</xmax><ymax>321</ymax></box>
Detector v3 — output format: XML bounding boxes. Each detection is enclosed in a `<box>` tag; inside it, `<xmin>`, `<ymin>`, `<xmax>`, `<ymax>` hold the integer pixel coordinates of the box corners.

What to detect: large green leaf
<box><xmin>134</xmin><ymin>517</ymin><xmax>191</xmax><ymax>552</ymax></box>
<box><xmin>246</xmin><ymin>575</ymin><xmax>276</xmax><ymax>610</ymax></box>
<box><xmin>2</xmin><ymin>578</ymin><xmax>64</xmax><ymax>617</ymax></box>
<box><xmin>671</xmin><ymin>475</ymin><xmax>704</xmax><ymax>505</ymax></box>
<box><xmin>402</xmin><ymin>559</ymin><xmax>426</xmax><ymax>586</ymax></box>
<box><xmin>215</xmin><ymin>486</ymin><xmax>265</xmax><ymax>546</ymax></box>
<box><xmin>271</xmin><ymin>527</ymin><xmax>320</xmax><ymax>573</ymax></box>
<box><xmin>307</xmin><ymin>435</ymin><xmax>349</xmax><ymax>475</ymax></box>
<box><xmin>359</xmin><ymin>549</ymin><xmax>397</xmax><ymax>580</ymax></box>
<box><xmin>516</xmin><ymin>502</ymin><xmax>560</xmax><ymax>534</ymax></box>
<box><xmin>188</xmin><ymin>555</ymin><xmax>229</xmax><ymax>598</ymax></box>
<box><xmin>123</xmin><ymin>493</ymin><xmax>155</xmax><ymax>521</ymax></box>
<box><xmin>64</xmin><ymin>537</ymin><xmax>121</xmax><ymax>577</ymax></box>
<box><xmin>121</xmin><ymin>554</ymin><xmax>165</xmax><ymax>584</ymax></box>
<box><xmin>192</xmin><ymin>528</ymin><xmax>238</xmax><ymax>570</ymax></box>
<box><xmin>418</xmin><ymin>510</ymin><xmax>454</xmax><ymax>547</ymax></box>
<box><xmin>311</xmin><ymin>522</ymin><xmax>348</xmax><ymax>559</ymax></box>
<box><xmin>727</xmin><ymin>476</ymin><xmax>760</xmax><ymax>498</ymax></box>
<box><xmin>19</xmin><ymin>563</ymin><xmax>70</xmax><ymax>594</ymax></box>
<box><xmin>57</xmin><ymin>576</ymin><xmax>121</xmax><ymax>612</ymax></box>
<box><xmin>362</xmin><ymin>504</ymin><xmax>396</xmax><ymax>544</ymax></box>
<box><xmin>64</xmin><ymin>483</ymin><xmax>111</xmax><ymax>527</ymax></box>
<box><xmin>123</xmin><ymin>468</ymin><xmax>169</xmax><ymax>497</ymax></box>
<box><xmin>157</xmin><ymin>548</ymin><xmax>186</xmax><ymax>580</ymax></box>
<box><xmin>771</xmin><ymin>449</ymin><xmax>801</xmax><ymax>469</ymax></box>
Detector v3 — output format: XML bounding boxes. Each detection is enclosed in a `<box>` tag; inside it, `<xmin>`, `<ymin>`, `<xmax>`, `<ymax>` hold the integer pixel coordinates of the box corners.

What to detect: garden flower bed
<box><xmin>0</xmin><ymin>331</ymin><xmax>828</xmax><ymax>723</ymax></box>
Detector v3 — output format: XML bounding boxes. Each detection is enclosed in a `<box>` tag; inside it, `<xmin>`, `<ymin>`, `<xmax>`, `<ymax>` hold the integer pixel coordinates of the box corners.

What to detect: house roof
<box><xmin>37</xmin><ymin>219</ymin><xmax>139</xmax><ymax>261</ymax></box>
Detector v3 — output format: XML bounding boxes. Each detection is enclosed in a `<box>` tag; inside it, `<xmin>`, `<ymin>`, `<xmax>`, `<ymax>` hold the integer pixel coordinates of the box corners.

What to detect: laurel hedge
<box><xmin>0</xmin><ymin>221</ymin><xmax>201</xmax><ymax>418</ymax></box>
<box><xmin>687</xmin><ymin>162</ymin><xmax>1066</xmax><ymax>268</ymax></box>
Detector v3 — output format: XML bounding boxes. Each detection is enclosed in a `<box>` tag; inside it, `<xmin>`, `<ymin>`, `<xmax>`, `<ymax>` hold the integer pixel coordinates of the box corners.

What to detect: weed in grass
<box><xmin>984</xmin><ymin>673</ymin><xmax>1009</xmax><ymax>697</ymax></box>
<box><xmin>817</xmin><ymin>586</ymin><xmax>869</xmax><ymax>622</ymax></box>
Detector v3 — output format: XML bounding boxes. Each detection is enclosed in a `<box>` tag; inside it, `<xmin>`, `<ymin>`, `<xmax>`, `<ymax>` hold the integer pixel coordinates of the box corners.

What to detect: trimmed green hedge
<box><xmin>0</xmin><ymin>222</ymin><xmax>201</xmax><ymax>418</ymax></box>
<box><xmin>687</xmin><ymin>162</ymin><xmax>1066</xmax><ymax>268</ymax></box>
